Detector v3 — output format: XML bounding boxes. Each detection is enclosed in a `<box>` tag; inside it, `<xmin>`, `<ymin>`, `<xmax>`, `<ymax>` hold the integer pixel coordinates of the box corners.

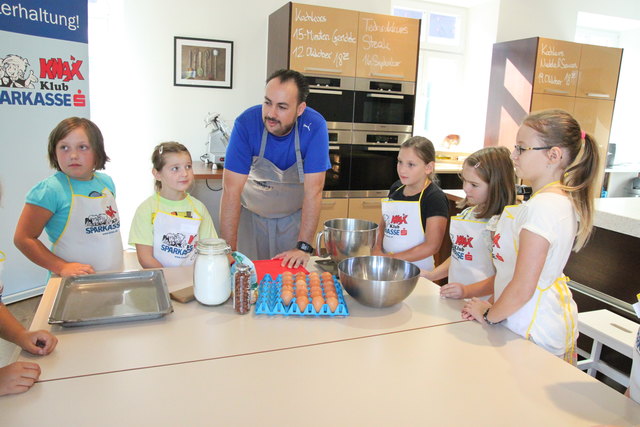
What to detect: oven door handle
<box><xmin>329</xmin><ymin>145</ymin><xmax>340</xmax><ymax>151</ymax></box>
<box><xmin>360</xmin><ymin>146</ymin><xmax>400</xmax><ymax>152</ymax></box>
<box><xmin>310</xmin><ymin>89</ymin><xmax>344</xmax><ymax>95</ymax></box>
<box><xmin>366</xmin><ymin>93</ymin><xmax>404</xmax><ymax>100</ymax></box>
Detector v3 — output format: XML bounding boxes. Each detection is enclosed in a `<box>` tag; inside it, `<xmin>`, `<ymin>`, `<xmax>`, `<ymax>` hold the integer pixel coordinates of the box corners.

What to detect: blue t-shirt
<box><xmin>25</xmin><ymin>171</ymin><xmax>117</xmax><ymax>244</ymax></box>
<box><xmin>224</xmin><ymin>105</ymin><xmax>330</xmax><ymax>174</ymax></box>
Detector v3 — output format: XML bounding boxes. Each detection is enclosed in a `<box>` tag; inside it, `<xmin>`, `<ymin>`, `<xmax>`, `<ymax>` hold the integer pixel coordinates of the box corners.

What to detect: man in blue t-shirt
<box><xmin>221</xmin><ymin>69</ymin><xmax>330</xmax><ymax>267</ymax></box>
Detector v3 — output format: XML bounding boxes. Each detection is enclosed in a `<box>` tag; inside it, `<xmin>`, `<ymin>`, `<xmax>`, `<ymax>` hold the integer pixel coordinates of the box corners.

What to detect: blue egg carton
<box><xmin>255</xmin><ymin>274</ymin><xmax>349</xmax><ymax>317</ymax></box>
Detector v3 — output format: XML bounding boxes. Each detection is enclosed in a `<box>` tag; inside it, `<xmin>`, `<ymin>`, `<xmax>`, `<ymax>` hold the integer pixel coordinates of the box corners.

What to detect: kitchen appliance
<box><xmin>337</xmin><ymin>256</ymin><xmax>420</xmax><ymax>308</ymax></box>
<box><xmin>202</xmin><ymin>113</ymin><xmax>231</xmax><ymax>167</ymax></box>
<box><xmin>353</xmin><ymin>78</ymin><xmax>415</xmax><ymax>136</ymax></box>
<box><xmin>628</xmin><ymin>175</ymin><xmax>640</xmax><ymax>197</ymax></box>
<box><xmin>606</xmin><ymin>143</ymin><xmax>616</xmax><ymax>168</ymax></box>
<box><xmin>316</xmin><ymin>218</ymin><xmax>378</xmax><ymax>263</ymax></box>
<box><xmin>305</xmin><ymin>75</ymin><xmax>355</xmax><ymax>145</ymax></box>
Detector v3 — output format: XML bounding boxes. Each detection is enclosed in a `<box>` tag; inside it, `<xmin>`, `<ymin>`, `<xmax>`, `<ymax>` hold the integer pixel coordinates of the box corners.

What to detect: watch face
<box><xmin>297</xmin><ymin>241</ymin><xmax>313</xmax><ymax>253</ymax></box>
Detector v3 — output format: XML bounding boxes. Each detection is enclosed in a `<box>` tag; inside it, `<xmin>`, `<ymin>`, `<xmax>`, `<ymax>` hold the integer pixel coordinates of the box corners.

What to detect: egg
<box><xmin>321</xmin><ymin>271</ymin><xmax>332</xmax><ymax>280</ymax></box>
<box><xmin>310</xmin><ymin>288</ymin><xmax>323</xmax><ymax>298</ymax></box>
<box><xmin>281</xmin><ymin>290</ymin><xmax>293</xmax><ymax>306</ymax></box>
<box><xmin>282</xmin><ymin>277</ymin><xmax>293</xmax><ymax>285</ymax></box>
<box><xmin>324</xmin><ymin>289</ymin><xmax>337</xmax><ymax>299</ymax></box>
<box><xmin>295</xmin><ymin>288</ymin><xmax>308</xmax><ymax>298</ymax></box>
<box><xmin>312</xmin><ymin>296</ymin><xmax>325</xmax><ymax>312</ymax></box>
<box><xmin>309</xmin><ymin>277</ymin><xmax>321</xmax><ymax>286</ymax></box>
<box><xmin>326</xmin><ymin>296</ymin><xmax>339</xmax><ymax>312</ymax></box>
<box><xmin>297</xmin><ymin>295</ymin><xmax>309</xmax><ymax>312</ymax></box>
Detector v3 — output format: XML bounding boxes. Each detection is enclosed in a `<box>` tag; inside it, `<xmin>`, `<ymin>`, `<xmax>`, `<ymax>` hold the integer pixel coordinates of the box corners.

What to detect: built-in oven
<box><xmin>353</xmin><ymin>78</ymin><xmax>415</xmax><ymax>135</ymax></box>
<box><xmin>322</xmin><ymin>143</ymin><xmax>351</xmax><ymax>196</ymax></box>
<box><xmin>346</xmin><ymin>143</ymin><xmax>400</xmax><ymax>197</ymax></box>
<box><xmin>305</xmin><ymin>75</ymin><xmax>355</xmax><ymax>145</ymax></box>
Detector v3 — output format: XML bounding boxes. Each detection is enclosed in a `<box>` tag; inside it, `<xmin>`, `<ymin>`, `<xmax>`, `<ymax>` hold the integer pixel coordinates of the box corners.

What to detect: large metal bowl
<box><xmin>316</xmin><ymin>218</ymin><xmax>378</xmax><ymax>263</ymax></box>
<box><xmin>337</xmin><ymin>256</ymin><xmax>420</xmax><ymax>308</ymax></box>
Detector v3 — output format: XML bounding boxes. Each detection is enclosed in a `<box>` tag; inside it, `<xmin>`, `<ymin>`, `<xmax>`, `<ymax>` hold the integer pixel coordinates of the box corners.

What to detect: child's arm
<box><xmin>371</xmin><ymin>216</ymin><xmax>385</xmax><ymax>256</ymax></box>
<box><xmin>14</xmin><ymin>204</ymin><xmax>95</xmax><ymax>276</ymax></box>
<box><xmin>0</xmin><ymin>362</ymin><xmax>41</xmax><ymax>396</ymax></box>
<box><xmin>463</xmin><ymin>229</ymin><xmax>547</xmax><ymax>323</ymax></box>
<box><xmin>390</xmin><ymin>215</ymin><xmax>447</xmax><ymax>262</ymax></box>
<box><xmin>135</xmin><ymin>244</ymin><xmax>163</xmax><ymax>269</ymax></box>
<box><xmin>421</xmin><ymin>256</ymin><xmax>451</xmax><ymax>281</ymax></box>
<box><xmin>0</xmin><ymin>304</ymin><xmax>57</xmax><ymax>355</ymax></box>
<box><xmin>441</xmin><ymin>275</ymin><xmax>495</xmax><ymax>299</ymax></box>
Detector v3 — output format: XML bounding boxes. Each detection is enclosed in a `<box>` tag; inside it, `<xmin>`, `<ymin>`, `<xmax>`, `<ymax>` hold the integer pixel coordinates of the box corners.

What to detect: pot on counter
<box><xmin>315</xmin><ymin>218</ymin><xmax>378</xmax><ymax>263</ymax></box>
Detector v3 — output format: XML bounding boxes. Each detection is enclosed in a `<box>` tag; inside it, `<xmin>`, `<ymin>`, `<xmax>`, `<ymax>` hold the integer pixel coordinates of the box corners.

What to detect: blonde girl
<box><xmin>373</xmin><ymin>136</ymin><xmax>449</xmax><ymax>270</ymax></box>
<box><xmin>424</xmin><ymin>147</ymin><xmax>516</xmax><ymax>298</ymax></box>
<box><xmin>129</xmin><ymin>142</ymin><xmax>218</xmax><ymax>268</ymax></box>
<box><xmin>463</xmin><ymin>110</ymin><xmax>600</xmax><ymax>362</ymax></box>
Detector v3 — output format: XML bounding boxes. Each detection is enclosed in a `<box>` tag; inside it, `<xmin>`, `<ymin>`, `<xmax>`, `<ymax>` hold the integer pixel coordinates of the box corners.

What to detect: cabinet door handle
<box><xmin>367</xmin><ymin>93</ymin><xmax>404</xmax><ymax>100</ymax></box>
<box><xmin>586</xmin><ymin>92</ymin><xmax>611</xmax><ymax>99</ymax></box>
<box><xmin>543</xmin><ymin>88</ymin><xmax>569</xmax><ymax>94</ymax></box>
<box><xmin>310</xmin><ymin>89</ymin><xmax>343</xmax><ymax>95</ymax></box>
<box><xmin>322</xmin><ymin>201</ymin><xmax>337</xmax><ymax>207</ymax></box>
<box><xmin>370</xmin><ymin>72</ymin><xmax>404</xmax><ymax>79</ymax></box>
<box><xmin>362</xmin><ymin>201</ymin><xmax>381</xmax><ymax>208</ymax></box>
<box><xmin>305</xmin><ymin>67</ymin><xmax>342</xmax><ymax>74</ymax></box>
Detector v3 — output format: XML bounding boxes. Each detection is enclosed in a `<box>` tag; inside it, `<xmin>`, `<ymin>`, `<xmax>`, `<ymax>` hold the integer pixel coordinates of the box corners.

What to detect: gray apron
<box><xmin>238</xmin><ymin>124</ymin><xmax>305</xmax><ymax>259</ymax></box>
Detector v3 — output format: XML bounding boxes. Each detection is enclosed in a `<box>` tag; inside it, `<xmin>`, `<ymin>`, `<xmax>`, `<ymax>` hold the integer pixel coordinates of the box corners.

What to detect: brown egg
<box><xmin>281</xmin><ymin>290</ymin><xmax>293</xmax><ymax>306</ymax></box>
<box><xmin>281</xmin><ymin>284</ymin><xmax>293</xmax><ymax>294</ymax></box>
<box><xmin>297</xmin><ymin>295</ymin><xmax>309</xmax><ymax>312</ymax></box>
<box><xmin>295</xmin><ymin>287</ymin><xmax>308</xmax><ymax>298</ymax></box>
<box><xmin>282</xmin><ymin>277</ymin><xmax>293</xmax><ymax>285</ymax></box>
<box><xmin>309</xmin><ymin>277</ymin><xmax>321</xmax><ymax>286</ymax></box>
<box><xmin>310</xmin><ymin>288</ymin><xmax>323</xmax><ymax>298</ymax></box>
<box><xmin>326</xmin><ymin>296</ymin><xmax>339</xmax><ymax>313</ymax></box>
<box><xmin>312</xmin><ymin>296</ymin><xmax>325</xmax><ymax>312</ymax></box>
<box><xmin>325</xmin><ymin>289</ymin><xmax>337</xmax><ymax>299</ymax></box>
<box><xmin>308</xmin><ymin>271</ymin><xmax>319</xmax><ymax>278</ymax></box>
<box><xmin>321</xmin><ymin>271</ymin><xmax>332</xmax><ymax>280</ymax></box>
<box><xmin>295</xmin><ymin>279</ymin><xmax>307</xmax><ymax>287</ymax></box>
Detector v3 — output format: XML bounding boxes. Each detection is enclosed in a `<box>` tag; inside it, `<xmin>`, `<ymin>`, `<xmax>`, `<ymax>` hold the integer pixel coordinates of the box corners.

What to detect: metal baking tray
<box><xmin>49</xmin><ymin>270</ymin><xmax>173</xmax><ymax>327</ymax></box>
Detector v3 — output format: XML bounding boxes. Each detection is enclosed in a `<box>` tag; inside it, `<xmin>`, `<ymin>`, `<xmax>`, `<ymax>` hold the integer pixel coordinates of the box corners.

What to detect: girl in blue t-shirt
<box><xmin>14</xmin><ymin>117</ymin><xmax>124</xmax><ymax>277</ymax></box>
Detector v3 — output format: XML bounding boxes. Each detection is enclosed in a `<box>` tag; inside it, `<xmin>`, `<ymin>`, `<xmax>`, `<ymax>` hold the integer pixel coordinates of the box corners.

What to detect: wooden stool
<box><xmin>577</xmin><ymin>309</ymin><xmax>638</xmax><ymax>388</ymax></box>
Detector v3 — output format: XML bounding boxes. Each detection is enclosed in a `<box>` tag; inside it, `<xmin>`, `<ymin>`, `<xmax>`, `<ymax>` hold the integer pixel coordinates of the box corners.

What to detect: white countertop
<box><xmin>1</xmin><ymin>260</ymin><xmax>639</xmax><ymax>425</ymax></box>
<box><xmin>594</xmin><ymin>197</ymin><xmax>640</xmax><ymax>238</ymax></box>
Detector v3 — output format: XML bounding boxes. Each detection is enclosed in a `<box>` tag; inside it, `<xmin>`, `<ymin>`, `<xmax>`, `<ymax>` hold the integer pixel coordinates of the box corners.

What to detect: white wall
<box><xmin>90</xmin><ymin>0</ymin><xmax>392</xmax><ymax>247</ymax></box>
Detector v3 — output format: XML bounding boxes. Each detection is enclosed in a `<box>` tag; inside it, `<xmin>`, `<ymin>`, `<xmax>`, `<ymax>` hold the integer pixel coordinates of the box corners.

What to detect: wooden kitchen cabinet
<box><xmin>348</xmin><ymin>197</ymin><xmax>382</xmax><ymax>224</ymax></box>
<box><xmin>576</xmin><ymin>44</ymin><xmax>622</xmax><ymax>100</ymax></box>
<box><xmin>268</xmin><ymin>3</ymin><xmax>420</xmax><ymax>82</ymax></box>
<box><xmin>315</xmin><ymin>197</ymin><xmax>349</xmax><ymax>235</ymax></box>
<box><xmin>355</xmin><ymin>12</ymin><xmax>420</xmax><ymax>81</ymax></box>
<box><xmin>532</xmin><ymin>38</ymin><xmax>580</xmax><ymax>97</ymax></box>
<box><xmin>485</xmin><ymin>37</ymin><xmax>622</xmax><ymax>192</ymax></box>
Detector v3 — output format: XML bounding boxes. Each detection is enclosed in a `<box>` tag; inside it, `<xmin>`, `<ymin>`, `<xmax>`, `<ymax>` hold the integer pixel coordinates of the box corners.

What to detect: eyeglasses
<box><xmin>513</xmin><ymin>145</ymin><xmax>552</xmax><ymax>156</ymax></box>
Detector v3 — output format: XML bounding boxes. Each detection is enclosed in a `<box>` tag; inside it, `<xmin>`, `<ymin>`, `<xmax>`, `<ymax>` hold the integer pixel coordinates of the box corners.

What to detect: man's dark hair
<box><xmin>266</xmin><ymin>69</ymin><xmax>309</xmax><ymax>104</ymax></box>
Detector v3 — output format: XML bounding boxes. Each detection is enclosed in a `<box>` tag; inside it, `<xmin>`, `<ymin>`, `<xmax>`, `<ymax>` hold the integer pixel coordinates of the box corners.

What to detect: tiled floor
<box><xmin>0</xmin><ymin>296</ymin><xmax>41</xmax><ymax>366</ymax></box>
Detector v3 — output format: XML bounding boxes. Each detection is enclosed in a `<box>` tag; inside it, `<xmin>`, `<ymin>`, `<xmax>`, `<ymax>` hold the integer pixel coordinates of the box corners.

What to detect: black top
<box><xmin>388</xmin><ymin>180</ymin><xmax>449</xmax><ymax>229</ymax></box>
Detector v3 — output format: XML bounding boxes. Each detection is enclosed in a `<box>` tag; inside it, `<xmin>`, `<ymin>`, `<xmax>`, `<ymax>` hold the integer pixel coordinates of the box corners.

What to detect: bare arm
<box><xmin>135</xmin><ymin>244</ymin><xmax>163</xmax><ymax>269</ymax></box>
<box><xmin>463</xmin><ymin>229</ymin><xmax>547</xmax><ymax>323</ymax></box>
<box><xmin>371</xmin><ymin>215</ymin><xmax>386</xmax><ymax>255</ymax></box>
<box><xmin>423</xmin><ymin>256</ymin><xmax>451</xmax><ymax>281</ymax></box>
<box><xmin>219</xmin><ymin>169</ymin><xmax>248</xmax><ymax>251</ymax></box>
<box><xmin>391</xmin><ymin>216</ymin><xmax>447</xmax><ymax>262</ymax></box>
<box><xmin>14</xmin><ymin>204</ymin><xmax>94</xmax><ymax>276</ymax></box>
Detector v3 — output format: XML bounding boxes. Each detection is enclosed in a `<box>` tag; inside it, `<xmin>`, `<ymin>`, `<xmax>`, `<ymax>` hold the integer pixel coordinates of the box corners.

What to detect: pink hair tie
<box><xmin>580</xmin><ymin>130</ymin><xmax>586</xmax><ymax>140</ymax></box>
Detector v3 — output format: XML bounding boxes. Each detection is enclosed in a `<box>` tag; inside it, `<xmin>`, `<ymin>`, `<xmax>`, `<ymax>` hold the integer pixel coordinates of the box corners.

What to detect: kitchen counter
<box><xmin>193</xmin><ymin>161</ymin><xmax>224</xmax><ymax>179</ymax></box>
<box><xmin>593</xmin><ymin>197</ymin><xmax>640</xmax><ymax>238</ymax></box>
<box><xmin>1</xmin><ymin>259</ymin><xmax>639</xmax><ymax>425</ymax></box>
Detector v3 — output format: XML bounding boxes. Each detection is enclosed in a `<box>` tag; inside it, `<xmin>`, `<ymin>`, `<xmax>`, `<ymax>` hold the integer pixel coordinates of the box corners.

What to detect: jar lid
<box><xmin>196</xmin><ymin>238</ymin><xmax>231</xmax><ymax>255</ymax></box>
<box><xmin>235</xmin><ymin>263</ymin><xmax>251</xmax><ymax>273</ymax></box>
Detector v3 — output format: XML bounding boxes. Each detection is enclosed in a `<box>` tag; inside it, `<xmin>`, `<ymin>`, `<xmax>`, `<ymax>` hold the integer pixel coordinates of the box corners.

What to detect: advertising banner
<box><xmin>0</xmin><ymin>0</ymin><xmax>90</xmax><ymax>301</ymax></box>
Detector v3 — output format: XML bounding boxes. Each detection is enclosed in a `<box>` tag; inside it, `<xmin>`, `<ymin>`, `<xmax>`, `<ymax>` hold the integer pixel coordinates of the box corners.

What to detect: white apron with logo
<box><xmin>381</xmin><ymin>185</ymin><xmax>432</xmax><ymax>270</ymax></box>
<box><xmin>448</xmin><ymin>207</ymin><xmax>494</xmax><ymax>286</ymax></box>
<box><xmin>53</xmin><ymin>175</ymin><xmax>124</xmax><ymax>272</ymax></box>
<box><xmin>238</xmin><ymin>124</ymin><xmax>305</xmax><ymax>260</ymax></box>
<box><xmin>492</xmin><ymin>202</ymin><xmax>577</xmax><ymax>362</ymax></box>
<box><xmin>152</xmin><ymin>195</ymin><xmax>202</xmax><ymax>267</ymax></box>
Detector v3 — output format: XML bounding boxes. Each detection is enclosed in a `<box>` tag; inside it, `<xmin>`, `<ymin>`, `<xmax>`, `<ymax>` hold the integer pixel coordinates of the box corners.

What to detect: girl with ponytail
<box><xmin>461</xmin><ymin>109</ymin><xmax>600</xmax><ymax>363</ymax></box>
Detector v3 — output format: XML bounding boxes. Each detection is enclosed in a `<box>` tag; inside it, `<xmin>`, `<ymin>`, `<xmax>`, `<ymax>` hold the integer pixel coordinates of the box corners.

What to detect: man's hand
<box><xmin>273</xmin><ymin>249</ymin><xmax>310</xmax><ymax>269</ymax></box>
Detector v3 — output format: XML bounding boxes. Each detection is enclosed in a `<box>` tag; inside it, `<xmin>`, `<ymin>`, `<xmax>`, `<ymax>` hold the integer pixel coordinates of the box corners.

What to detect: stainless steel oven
<box><xmin>353</xmin><ymin>78</ymin><xmax>415</xmax><ymax>134</ymax></box>
<box><xmin>305</xmin><ymin>75</ymin><xmax>355</xmax><ymax>145</ymax></box>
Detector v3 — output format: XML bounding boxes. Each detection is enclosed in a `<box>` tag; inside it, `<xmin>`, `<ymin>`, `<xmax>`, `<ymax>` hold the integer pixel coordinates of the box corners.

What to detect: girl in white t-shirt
<box><xmin>422</xmin><ymin>147</ymin><xmax>516</xmax><ymax>298</ymax></box>
<box><xmin>462</xmin><ymin>110</ymin><xmax>601</xmax><ymax>363</ymax></box>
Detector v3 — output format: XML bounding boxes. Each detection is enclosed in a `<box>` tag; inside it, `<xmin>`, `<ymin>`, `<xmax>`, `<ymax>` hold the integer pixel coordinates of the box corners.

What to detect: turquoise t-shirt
<box><xmin>25</xmin><ymin>171</ymin><xmax>117</xmax><ymax>244</ymax></box>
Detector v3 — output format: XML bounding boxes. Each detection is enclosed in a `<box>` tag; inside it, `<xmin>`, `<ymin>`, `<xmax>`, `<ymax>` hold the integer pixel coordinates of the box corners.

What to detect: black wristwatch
<box><xmin>296</xmin><ymin>241</ymin><xmax>314</xmax><ymax>254</ymax></box>
<box><xmin>483</xmin><ymin>308</ymin><xmax>500</xmax><ymax>325</ymax></box>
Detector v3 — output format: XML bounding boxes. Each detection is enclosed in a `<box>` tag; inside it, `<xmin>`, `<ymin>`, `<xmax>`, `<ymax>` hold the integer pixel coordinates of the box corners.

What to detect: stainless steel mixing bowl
<box><xmin>337</xmin><ymin>256</ymin><xmax>420</xmax><ymax>308</ymax></box>
<box><xmin>316</xmin><ymin>218</ymin><xmax>378</xmax><ymax>263</ymax></box>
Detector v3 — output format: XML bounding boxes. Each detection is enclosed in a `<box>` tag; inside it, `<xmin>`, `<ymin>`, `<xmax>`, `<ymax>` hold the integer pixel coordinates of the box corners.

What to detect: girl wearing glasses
<box><xmin>462</xmin><ymin>110</ymin><xmax>600</xmax><ymax>363</ymax></box>
<box><xmin>426</xmin><ymin>147</ymin><xmax>516</xmax><ymax>299</ymax></box>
